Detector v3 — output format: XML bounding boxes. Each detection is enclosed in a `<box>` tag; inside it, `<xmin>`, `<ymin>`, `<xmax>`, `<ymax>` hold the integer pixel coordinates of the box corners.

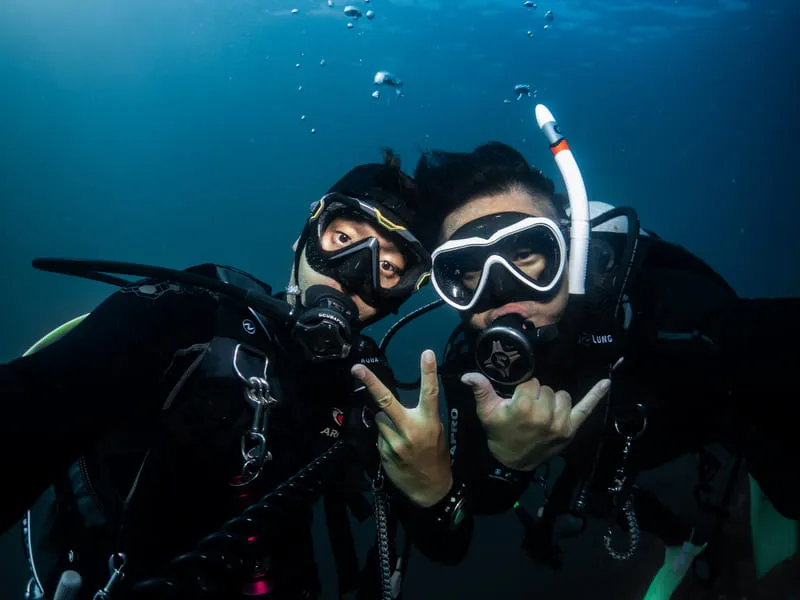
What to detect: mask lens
<box><xmin>316</xmin><ymin>204</ymin><xmax>358</xmax><ymax>241</ymax></box>
<box><xmin>433</xmin><ymin>247</ymin><xmax>485</xmax><ymax>307</ymax></box>
<box><xmin>320</xmin><ymin>215</ymin><xmax>409</xmax><ymax>291</ymax></box>
<box><xmin>432</xmin><ymin>219</ymin><xmax>565</xmax><ymax>309</ymax></box>
<box><xmin>497</xmin><ymin>225</ymin><xmax>562</xmax><ymax>285</ymax></box>
<box><xmin>306</xmin><ymin>194</ymin><xmax>430</xmax><ymax>307</ymax></box>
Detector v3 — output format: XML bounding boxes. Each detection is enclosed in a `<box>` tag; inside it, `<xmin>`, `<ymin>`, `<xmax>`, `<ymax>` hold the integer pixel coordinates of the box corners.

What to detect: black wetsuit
<box><xmin>439</xmin><ymin>228</ymin><xmax>800</xmax><ymax>562</ymax></box>
<box><xmin>0</xmin><ymin>264</ymin><xmax>467</xmax><ymax>599</ymax></box>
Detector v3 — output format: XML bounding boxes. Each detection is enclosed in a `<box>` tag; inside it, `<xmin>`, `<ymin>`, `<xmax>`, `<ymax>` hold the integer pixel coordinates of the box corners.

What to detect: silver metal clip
<box><xmin>607</xmin><ymin>405</ymin><xmax>647</xmax><ymax>495</ymax></box>
<box><xmin>230</xmin><ymin>344</ymin><xmax>277</xmax><ymax>486</ymax></box>
<box><xmin>92</xmin><ymin>553</ymin><xmax>126</xmax><ymax>600</ymax></box>
<box><xmin>603</xmin><ymin>404</ymin><xmax>647</xmax><ymax>561</ymax></box>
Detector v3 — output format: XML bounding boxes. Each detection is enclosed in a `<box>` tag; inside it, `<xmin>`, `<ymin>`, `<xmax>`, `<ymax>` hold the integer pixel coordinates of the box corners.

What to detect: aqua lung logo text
<box><xmin>580</xmin><ymin>333</ymin><xmax>613</xmax><ymax>347</ymax></box>
<box><xmin>242</xmin><ymin>319</ymin><xmax>257</xmax><ymax>335</ymax></box>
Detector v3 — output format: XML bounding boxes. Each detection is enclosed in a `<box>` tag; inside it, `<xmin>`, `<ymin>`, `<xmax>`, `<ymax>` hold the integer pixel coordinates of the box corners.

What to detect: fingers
<box><xmin>418</xmin><ymin>350</ymin><xmax>440</xmax><ymax>419</ymax></box>
<box><xmin>512</xmin><ymin>378</ymin><xmax>544</xmax><ymax>415</ymax></box>
<box><xmin>375</xmin><ymin>412</ymin><xmax>442</xmax><ymax>466</ymax></box>
<box><xmin>570</xmin><ymin>378</ymin><xmax>610</xmax><ymax>432</ymax></box>
<box><xmin>554</xmin><ymin>389</ymin><xmax>572</xmax><ymax>416</ymax></box>
<box><xmin>374</xmin><ymin>411</ymin><xmax>404</xmax><ymax>450</ymax></box>
<box><xmin>511</xmin><ymin>378</ymin><xmax>608</xmax><ymax>441</ymax></box>
<box><xmin>460</xmin><ymin>372</ymin><xmax>494</xmax><ymax>402</ymax></box>
<box><xmin>516</xmin><ymin>381</ymin><xmax>572</xmax><ymax>436</ymax></box>
<box><xmin>352</xmin><ymin>363</ymin><xmax>408</xmax><ymax>428</ymax></box>
<box><xmin>461</xmin><ymin>372</ymin><xmax>502</xmax><ymax>423</ymax></box>
<box><xmin>551</xmin><ymin>389</ymin><xmax>573</xmax><ymax>433</ymax></box>
<box><xmin>377</xmin><ymin>431</ymin><xmax>404</xmax><ymax>464</ymax></box>
<box><xmin>515</xmin><ymin>377</ymin><xmax>542</xmax><ymax>398</ymax></box>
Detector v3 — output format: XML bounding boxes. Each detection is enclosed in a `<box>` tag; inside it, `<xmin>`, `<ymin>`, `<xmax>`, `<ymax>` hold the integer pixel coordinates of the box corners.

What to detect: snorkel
<box><xmin>535</xmin><ymin>104</ymin><xmax>590</xmax><ymax>297</ymax></box>
<box><xmin>473</xmin><ymin>105</ymin><xmax>591</xmax><ymax>391</ymax></box>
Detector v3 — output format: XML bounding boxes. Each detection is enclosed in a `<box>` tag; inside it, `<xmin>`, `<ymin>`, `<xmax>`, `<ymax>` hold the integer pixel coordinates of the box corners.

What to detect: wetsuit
<box><xmin>0</xmin><ymin>264</ymin><xmax>466</xmax><ymax>599</ymax></box>
<box><xmin>438</xmin><ymin>228</ymin><xmax>800</xmax><ymax>561</ymax></box>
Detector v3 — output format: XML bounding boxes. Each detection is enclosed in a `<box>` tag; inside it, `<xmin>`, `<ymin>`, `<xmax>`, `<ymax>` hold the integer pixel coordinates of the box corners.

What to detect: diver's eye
<box><xmin>335</xmin><ymin>232</ymin><xmax>352</xmax><ymax>245</ymax></box>
<box><xmin>378</xmin><ymin>260</ymin><xmax>404</xmax><ymax>289</ymax></box>
<box><xmin>379</xmin><ymin>260</ymin><xmax>398</xmax><ymax>274</ymax></box>
<box><xmin>513</xmin><ymin>250</ymin><xmax>547</xmax><ymax>279</ymax></box>
<box><xmin>461</xmin><ymin>270</ymin><xmax>480</xmax><ymax>290</ymax></box>
<box><xmin>512</xmin><ymin>248</ymin><xmax>534</xmax><ymax>261</ymax></box>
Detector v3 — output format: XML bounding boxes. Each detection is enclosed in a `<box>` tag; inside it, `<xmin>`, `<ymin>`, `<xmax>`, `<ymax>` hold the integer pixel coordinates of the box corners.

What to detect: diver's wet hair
<box><xmin>326</xmin><ymin>148</ymin><xmax>419</xmax><ymax>226</ymax></box>
<box><xmin>413</xmin><ymin>142</ymin><xmax>565</xmax><ymax>249</ymax></box>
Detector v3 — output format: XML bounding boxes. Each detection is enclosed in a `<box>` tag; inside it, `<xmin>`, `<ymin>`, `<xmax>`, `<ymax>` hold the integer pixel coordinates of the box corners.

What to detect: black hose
<box><xmin>379</xmin><ymin>299</ymin><xmax>444</xmax><ymax>390</ymax></box>
<box><xmin>378</xmin><ymin>299</ymin><xmax>444</xmax><ymax>352</ymax></box>
<box><xmin>33</xmin><ymin>258</ymin><xmax>296</xmax><ymax>325</ymax></box>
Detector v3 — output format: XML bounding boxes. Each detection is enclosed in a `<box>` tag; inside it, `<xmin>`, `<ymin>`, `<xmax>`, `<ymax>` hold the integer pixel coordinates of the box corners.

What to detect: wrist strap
<box><xmin>486</xmin><ymin>456</ymin><xmax>529</xmax><ymax>486</ymax></box>
<box><xmin>424</xmin><ymin>480</ymin><xmax>468</xmax><ymax>530</ymax></box>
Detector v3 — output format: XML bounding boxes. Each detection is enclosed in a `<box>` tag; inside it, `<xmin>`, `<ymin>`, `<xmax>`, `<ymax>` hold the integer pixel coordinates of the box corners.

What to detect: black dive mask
<box><xmin>431</xmin><ymin>212</ymin><xmax>567</xmax><ymax>313</ymax></box>
<box><xmin>300</xmin><ymin>193</ymin><xmax>431</xmax><ymax>312</ymax></box>
<box><xmin>292</xmin><ymin>285</ymin><xmax>361</xmax><ymax>363</ymax></box>
<box><xmin>474</xmin><ymin>314</ymin><xmax>560</xmax><ymax>393</ymax></box>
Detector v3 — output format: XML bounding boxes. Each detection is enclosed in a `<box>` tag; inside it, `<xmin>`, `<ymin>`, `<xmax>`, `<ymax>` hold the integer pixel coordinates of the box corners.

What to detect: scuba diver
<box><xmin>0</xmin><ymin>151</ymin><xmax>466</xmax><ymax>600</ymax></box>
<box><xmin>373</xmin><ymin>105</ymin><xmax>799</xmax><ymax>598</ymax></box>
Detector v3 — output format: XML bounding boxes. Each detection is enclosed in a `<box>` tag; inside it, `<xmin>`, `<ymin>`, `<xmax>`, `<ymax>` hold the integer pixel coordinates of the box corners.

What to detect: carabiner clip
<box><xmin>613</xmin><ymin>403</ymin><xmax>648</xmax><ymax>441</ymax></box>
<box><xmin>232</xmin><ymin>343</ymin><xmax>269</xmax><ymax>386</ymax></box>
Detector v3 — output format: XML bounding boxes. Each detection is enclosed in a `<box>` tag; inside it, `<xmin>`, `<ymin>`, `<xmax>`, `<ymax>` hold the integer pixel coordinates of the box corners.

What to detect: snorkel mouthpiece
<box><xmin>292</xmin><ymin>285</ymin><xmax>360</xmax><ymax>362</ymax></box>
<box><xmin>474</xmin><ymin>314</ymin><xmax>558</xmax><ymax>391</ymax></box>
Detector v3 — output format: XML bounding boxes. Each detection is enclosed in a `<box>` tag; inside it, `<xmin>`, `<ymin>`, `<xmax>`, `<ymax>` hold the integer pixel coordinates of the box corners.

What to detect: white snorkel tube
<box><xmin>534</xmin><ymin>104</ymin><xmax>590</xmax><ymax>296</ymax></box>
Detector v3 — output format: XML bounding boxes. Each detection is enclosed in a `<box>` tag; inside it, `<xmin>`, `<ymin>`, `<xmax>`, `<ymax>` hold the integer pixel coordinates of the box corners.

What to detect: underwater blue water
<box><xmin>0</xmin><ymin>1</ymin><xmax>797</xmax><ymax>598</ymax></box>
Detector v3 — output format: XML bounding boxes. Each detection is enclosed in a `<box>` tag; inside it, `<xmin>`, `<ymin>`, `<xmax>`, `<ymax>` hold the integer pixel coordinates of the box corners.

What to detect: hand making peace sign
<box><xmin>351</xmin><ymin>349</ymin><xmax>453</xmax><ymax>507</ymax></box>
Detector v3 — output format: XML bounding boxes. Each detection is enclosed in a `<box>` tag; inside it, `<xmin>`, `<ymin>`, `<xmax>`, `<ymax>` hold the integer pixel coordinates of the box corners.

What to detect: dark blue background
<box><xmin>1</xmin><ymin>0</ymin><xmax>797</xmax><ymax>598</ymax></box>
